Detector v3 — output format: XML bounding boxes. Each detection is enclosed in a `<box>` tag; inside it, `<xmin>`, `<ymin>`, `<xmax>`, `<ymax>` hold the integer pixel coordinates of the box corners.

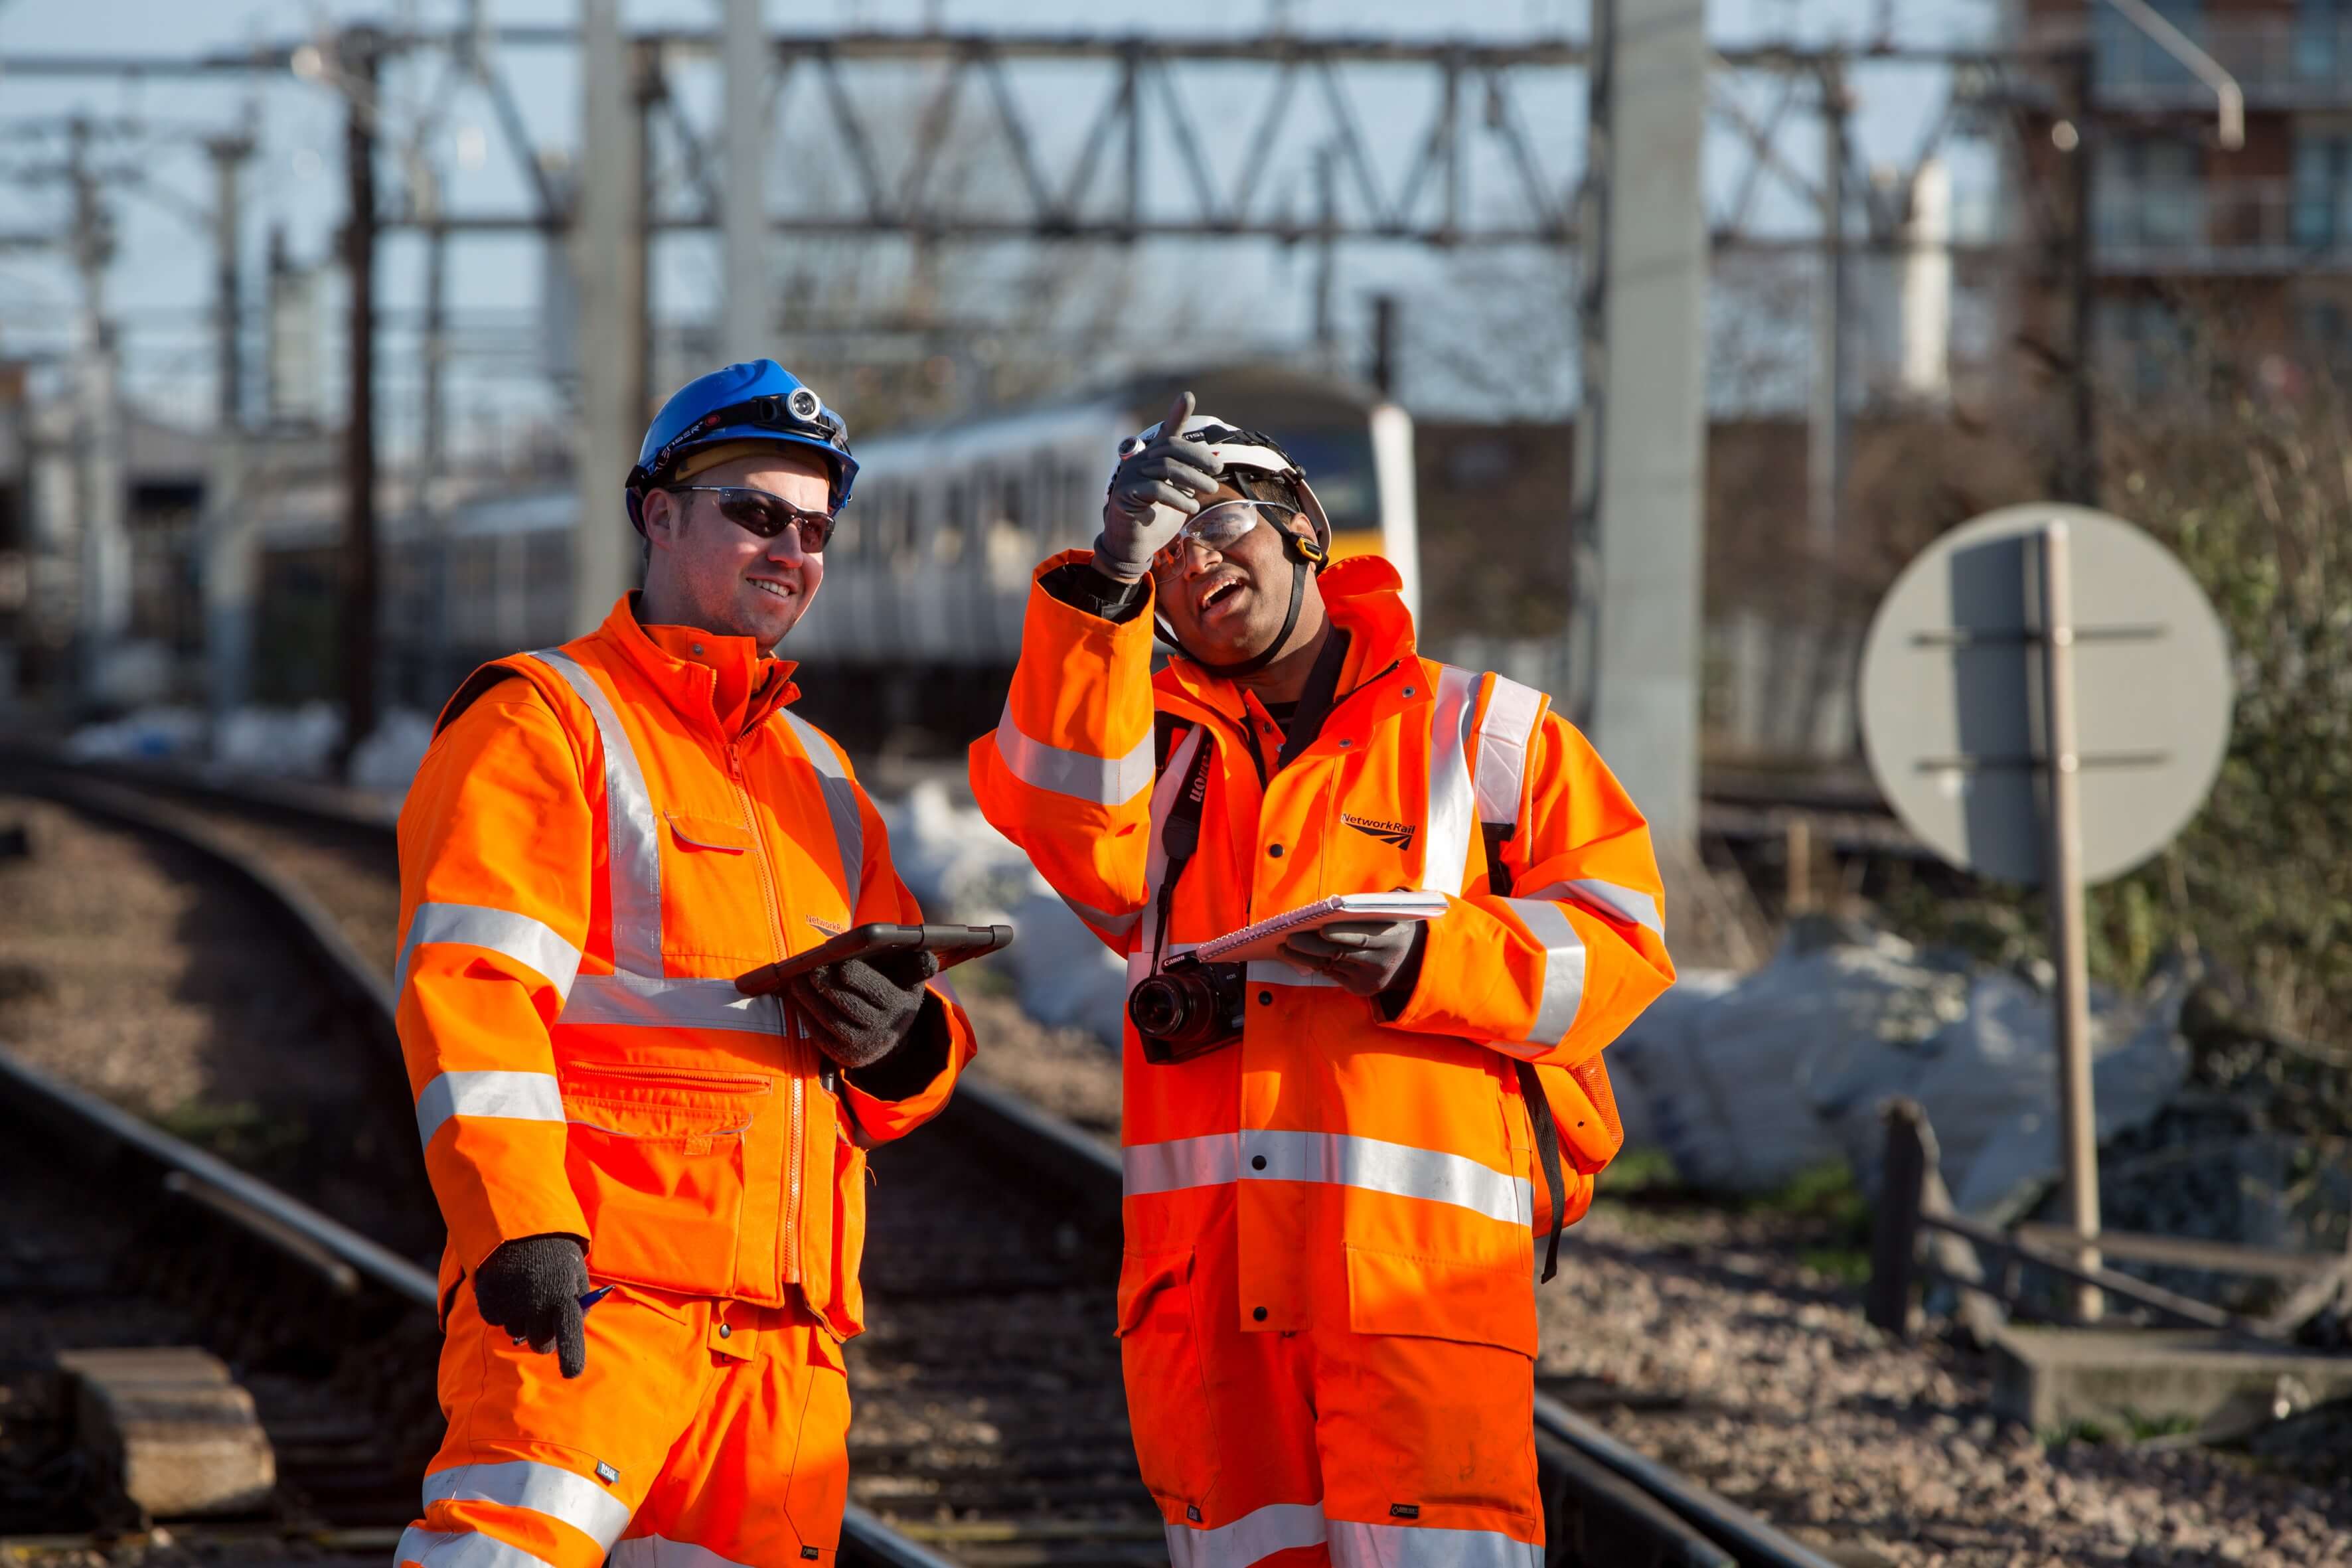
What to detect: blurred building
<box><xmin>1415</xmin><ymin>412</ymin><xmax>2040</xmax><ymax>767</ymax></box>
<box><xmin>2015</xmin><ymin>0</ymin><xmax>2352</xmax><ymax>391</ymax></box>
<box><xmin>0</xmin><ymin>370</ymin><xmax>210</xmax><ymax>711</ymax></box>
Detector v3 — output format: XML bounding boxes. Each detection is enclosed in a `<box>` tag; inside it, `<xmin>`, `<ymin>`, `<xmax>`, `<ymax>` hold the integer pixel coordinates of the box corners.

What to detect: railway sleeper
<box><xmin>52</xmin><ymin>1347</ymin><xmax>277</xmax><ymax>1527</ymax></box>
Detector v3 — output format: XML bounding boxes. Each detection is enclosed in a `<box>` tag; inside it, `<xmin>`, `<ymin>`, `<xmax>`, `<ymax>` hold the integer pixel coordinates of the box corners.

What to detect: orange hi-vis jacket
<box><xmin>971</xmin><ymin>552</ymin><xmax>1674</xmax><ymax>1356</ymax></box>
<box><xmin>396</xmin><ymin>596</ymin><xmax>975</xmax><ymax>1336</ymax></box>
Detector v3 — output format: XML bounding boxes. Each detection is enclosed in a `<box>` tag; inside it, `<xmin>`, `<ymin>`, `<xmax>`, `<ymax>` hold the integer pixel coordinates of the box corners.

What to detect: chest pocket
<box><xmin>661</xmin><ymin>811</ymin><xmax>777</xmax><ymax>967</ymax></box>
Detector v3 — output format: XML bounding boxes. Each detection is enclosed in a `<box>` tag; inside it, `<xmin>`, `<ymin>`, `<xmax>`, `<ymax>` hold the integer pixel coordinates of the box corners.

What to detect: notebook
<box><xmin>1192</xmin><ymin>890</ymin><xmax>1451</xmax><ymax>966</ymax></box>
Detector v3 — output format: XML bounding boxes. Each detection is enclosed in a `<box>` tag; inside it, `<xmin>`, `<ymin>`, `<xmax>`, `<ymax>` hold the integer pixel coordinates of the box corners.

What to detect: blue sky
<box><xmin>0</xmin><ymin>0</ymin><xmax>2002</xmax><ymax>450</ymax></box>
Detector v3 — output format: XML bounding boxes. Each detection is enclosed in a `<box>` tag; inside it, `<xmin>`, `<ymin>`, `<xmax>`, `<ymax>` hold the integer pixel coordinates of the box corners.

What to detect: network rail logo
<box><xmin>1342</xmin><ymin>813</ymin><xmax>1415</xmax><ymax>850</ymax></box>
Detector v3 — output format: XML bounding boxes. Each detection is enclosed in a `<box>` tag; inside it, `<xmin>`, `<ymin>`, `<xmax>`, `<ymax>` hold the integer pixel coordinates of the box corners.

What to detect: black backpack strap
<box><xmin>1154</xmin><ymin>710</ymin><xmax>1185</xmax><ymax>773</ymax></box>
<box><xmin>1514</xmin><ymin>1058</ymin><xmax>1567</xmax><ymax>1283</ymax></box>
<box><xmin>1273</xmin><ymin>629</ymin><xmax>1352</xmax><ymax>771</ymax></box>
<box><xmin>1481</xmin><ymin>822</ymin><xmax>1516</xmax><ymax>897</ymax></box>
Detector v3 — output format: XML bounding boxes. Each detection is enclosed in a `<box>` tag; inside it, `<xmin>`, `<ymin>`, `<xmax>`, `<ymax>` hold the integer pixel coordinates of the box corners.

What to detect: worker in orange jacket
<box><xmin>394</xmin><ymin>361</ymin><xmax>976</xmax><ymax>1568</ymax></box>
<box><xmin>970</xmin><ymin>393</ymin><xmax>1674</xmax><ymax>1567</ymax></box>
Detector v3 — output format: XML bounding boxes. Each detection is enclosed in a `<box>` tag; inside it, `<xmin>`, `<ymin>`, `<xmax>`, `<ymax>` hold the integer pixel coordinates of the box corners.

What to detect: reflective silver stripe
<box><xmin>1123</xmin><ymin>1131</ymin><xmax>1239</xmax><ymax>1196</ymax></box>
<box><xmin>1125</xmin><ymin>1129</ymin><xmax>1529</xmax><ymax>1224</ymax></box>
<box><xmin>1545</xmin><ymin>877</ymin><xmax>1665</xmax><ymax>935</ymax></box>
<box><xmin>1125</xmin><ymin>940</ymin><xmax>1198</xmax><ymax>994</ymax></box>
<box><xmin>1472</xmin><ymin>673</ymin><xmax>1546</xmax><ymax>828</ymax></box>
<box><xmin>1059</xmin><ymin>889</ymin><xmax>1142</xmax><ymax>943</ymax></box>
<box><xmin>560</xmin><ymin>973</ymin><xmax>785</xmax><ymax>1036</ymax></box>
<box><xmin>415</xmin><ymin>1070</ymin><xmax>566</xmax><ymax>1150</ymax></box>
<box><xmin>396</xmin><ymin>903</ymin><xmax>582</xmax><ymax>998</ymax></box>
<box><xmin>1245</xmin><ymin>958</ymin><xmax>1342</xmax><ymax>990</ymax></box>
<box><xmin>776</xmin><ymin>709</ymin><xmax>866</xmax><ymax>901</ymax></box>
<box><xmin>394</xmin><ymin>1528</ymin><xmax>562</xmax><ymax>1568</ymax></box>
<box><xmin>420</xmin><ymin>1460</ymin><xmax>630</xmax><ymax>1551</ymax></box>
<box><xmin>1245</xmin><ymin>1129</ymin><xmax>1531</xmax><ymax>1227</ymax></box>
<box><xmin>1135</xmin><ymin>726</ymin><xmax>1206</xmax><ymax>971</ymax></box>
<box><xmin>1421</xmin><ymin>665</ymin><xmax>1479</xmax><ymax>898</ymax></box>
<box><xmin>1166</xmin><ymin>1501</ymin><xmax>1329</xmax><ymax>1568</ymax></box>
<box><xmin>609</xmin><ymin>1535</ymin><xmax>759</xmax><ymax>1568</ymax></box>
<box><xmin>1328</xmin><ymin>1520</ymin><xmax>1542</xmax><ymax>1568</ymax></box>
<box><xmin>994</xmin><ymin>702</ymin><xmax>1156</xmax><ymax>806</ymax></box>
<box><xmin>1494</xmin><ymin>898</ymin><xmax>1586</xmax><ymax>1052</ymax></box>
<box><xmin>530</xmin><ymin>650</ymin><xmax>663</xmax><ymax>977</ymax></box>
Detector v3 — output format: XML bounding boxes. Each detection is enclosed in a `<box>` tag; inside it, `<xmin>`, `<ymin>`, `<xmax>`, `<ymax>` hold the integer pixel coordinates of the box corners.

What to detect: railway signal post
<box><xmin>1859</xmin><ymin>503</ymin><xmax>2233</xmax><ymax>1322</ymax></box>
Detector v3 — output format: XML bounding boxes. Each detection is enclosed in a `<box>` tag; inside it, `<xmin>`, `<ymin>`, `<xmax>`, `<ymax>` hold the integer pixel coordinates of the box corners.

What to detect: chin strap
<box><xmin>1160</xmin><ymin>532</ymin><xmax>1328</xmax><ymax>680</ymax></box>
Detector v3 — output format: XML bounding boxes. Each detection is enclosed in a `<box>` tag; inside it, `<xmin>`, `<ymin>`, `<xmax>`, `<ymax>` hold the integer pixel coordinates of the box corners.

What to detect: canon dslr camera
<box><xmin>1127</xmin><ymin>952</ymin><xmax>1247</xmax><ymax>1063</ymax></box>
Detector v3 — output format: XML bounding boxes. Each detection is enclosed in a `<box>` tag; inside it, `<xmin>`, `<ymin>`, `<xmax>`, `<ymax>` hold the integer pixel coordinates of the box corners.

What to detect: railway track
<box><xmin>8</xmin><ymin>754</ymin><xmax>1847</xmax><ymax>1567</ymax></box>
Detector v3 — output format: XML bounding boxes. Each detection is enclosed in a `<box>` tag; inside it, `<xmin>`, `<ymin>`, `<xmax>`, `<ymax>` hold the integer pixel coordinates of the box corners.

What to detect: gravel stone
<box><xmin>1541</xmin><ymin>1199</ymin><xmax>2352</xmax><ymax>1565</ymax></box>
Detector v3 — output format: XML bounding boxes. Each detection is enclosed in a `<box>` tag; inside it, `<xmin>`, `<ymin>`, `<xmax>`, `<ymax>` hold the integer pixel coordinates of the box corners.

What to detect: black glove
<box><xmin>473</xmin><ymin>1233</ymin><xmax>591</xmax><ymax>1379</ymax></box>
<box><xmin>789</xmin><ymin>947</ymin><xmax>941</xmax><ymax>1069</ymax></box>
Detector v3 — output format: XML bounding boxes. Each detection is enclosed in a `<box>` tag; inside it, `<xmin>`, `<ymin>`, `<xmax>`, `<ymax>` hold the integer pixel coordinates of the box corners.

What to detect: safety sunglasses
<box><xmin>1150</xmin><ymin>501</ymin><xmax>1300</xmax><ymax>580</ymax></box>
<box><xmin>663</xmin><ymin>485</ymin><xmax>838</xmax><ymax>553</ymax></box>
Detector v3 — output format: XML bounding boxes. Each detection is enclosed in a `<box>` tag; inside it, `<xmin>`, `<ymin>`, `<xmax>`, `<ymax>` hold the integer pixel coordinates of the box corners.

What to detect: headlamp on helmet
<box><xmin>625</xmin><ymin>360</ymin><xmax>860</xmax><ymax>533</ymax></box>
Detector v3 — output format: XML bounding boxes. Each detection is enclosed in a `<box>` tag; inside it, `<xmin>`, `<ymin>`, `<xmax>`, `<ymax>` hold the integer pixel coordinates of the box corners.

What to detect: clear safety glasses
<box><xmin>1150</xmin><ymin>501</ymin><xmax>1301</xmax><ymax>582</ymax></box>
<box><xmin>663</xmin><ymin>485</ymin><xmax>838</xmax><ymax>553</ymax></box>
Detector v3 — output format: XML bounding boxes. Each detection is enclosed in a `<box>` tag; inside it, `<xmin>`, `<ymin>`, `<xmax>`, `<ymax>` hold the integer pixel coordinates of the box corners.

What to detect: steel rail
<box><xmin>1534</xmin><ymin>1395</ymin><xmax>1844</xmax><ymax>1568</ymax></box>
<box><xmin>24</xmin><ymin>756</ymin><xmax>1855</xmax><ymax>1566</ymax></box>
<box><xmin>0</xmin><ymin>1045</ymin><xmax>438</xmax><ymax>1310</ymax></box>
<box><xmin>5</xmin><ymin>757</ymin><xmax>1022</xmax><ymax>1568</ymax></box>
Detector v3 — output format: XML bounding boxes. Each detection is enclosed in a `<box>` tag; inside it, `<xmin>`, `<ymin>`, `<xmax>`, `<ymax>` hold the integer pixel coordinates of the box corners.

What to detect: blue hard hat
<box><xmin>625</xmin><ymin>359</ymin><xmax>858</xmax><ymax>531</ymax></box>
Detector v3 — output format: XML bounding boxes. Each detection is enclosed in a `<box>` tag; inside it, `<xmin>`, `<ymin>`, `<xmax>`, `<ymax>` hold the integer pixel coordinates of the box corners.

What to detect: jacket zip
<box><xmin>728</xmin><ymin>736</ymin><xmax>805</xmax><ymax>1287</ymax></box>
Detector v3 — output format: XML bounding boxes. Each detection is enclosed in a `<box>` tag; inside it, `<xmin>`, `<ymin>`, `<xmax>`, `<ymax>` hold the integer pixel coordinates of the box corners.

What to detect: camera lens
<box><xmin>1129</xmin><ymin>975</ymin><xmax>1190</xmax><ymax>1038</ymax></box>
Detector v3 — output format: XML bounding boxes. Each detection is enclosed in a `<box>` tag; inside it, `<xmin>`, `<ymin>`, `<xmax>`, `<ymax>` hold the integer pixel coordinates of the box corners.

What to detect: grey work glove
<box><xmin>789</xmin><ymin>947</ymin><xmax>941</xmax><ymax>1069</ymax></box>
<box><xmin>1093</xmin><ymin>390</ymin><xmax>1223</xmax><ymax>581</ymax></box>
<box><xmin>474</xmin><ymin>1233</ymin><xmax>591</xmax><ymax>1379</ymax></box>
<box><xmin>1280</xmin><ymin>919</ymin><xmax>1429</xmax><ymax>1000</ymax></box>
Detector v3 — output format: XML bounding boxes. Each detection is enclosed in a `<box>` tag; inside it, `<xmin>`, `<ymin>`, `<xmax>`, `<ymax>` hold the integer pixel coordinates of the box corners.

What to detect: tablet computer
<box><xmin>732</xmin><ymin>921</ymin><xmax>1014</xmax><ymax>997</ymax></box>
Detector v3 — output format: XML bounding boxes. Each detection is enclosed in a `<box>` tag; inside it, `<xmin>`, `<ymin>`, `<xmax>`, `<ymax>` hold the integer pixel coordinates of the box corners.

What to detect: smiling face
<box><xmin>637</xmin><ymin>447</ymin><xmax>834</xmax><ymax>645</ymax></box>
<box><xmin>1151</xmin><ymin>483</ymin><xmax>1326</xmax><ymax>668</ymax></box>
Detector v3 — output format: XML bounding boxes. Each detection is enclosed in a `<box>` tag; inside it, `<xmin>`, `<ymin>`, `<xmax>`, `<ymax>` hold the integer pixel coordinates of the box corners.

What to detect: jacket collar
<box><xmin>591</xmin><ymin>594</ymin><xmax>803</xmax><ymax>740</ymax></box>
<box><xmin>1155</xmin><ymin>556</ymin><xmax>1424</xmax><ymax>732</ymax></box>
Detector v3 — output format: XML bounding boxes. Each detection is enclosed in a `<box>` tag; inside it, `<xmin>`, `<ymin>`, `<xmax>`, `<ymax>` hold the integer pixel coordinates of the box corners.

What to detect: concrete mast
<box><xmin>572</xmin><ymin>0</ymin><xmax>648</xmax><ymax>632</ymax></box>
<box><xmin>202</xmin><ymin>127</ymin><xmax>255</xmax><ymax>725</ymax></box>
<box><xmin>721</xmin><ymin>0</ymin><xmax>769</xmax><ymax>362</ymax></box>
<box><xmin>1570</xmin><ymin>0</ymin><xmax>1709</xmax><ymax>851</ymax></box>
<box><xmin>67</xmin><ymin>116</ymin><xmax>129</xmax><ymax>708</ymax></box>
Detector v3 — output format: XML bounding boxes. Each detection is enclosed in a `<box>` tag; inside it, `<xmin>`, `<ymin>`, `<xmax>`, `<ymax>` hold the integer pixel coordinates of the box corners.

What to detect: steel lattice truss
<box><xmin>0</xmin><ymin>25</ymin><xmax>2062</xmax><ymax>259</ymax></box>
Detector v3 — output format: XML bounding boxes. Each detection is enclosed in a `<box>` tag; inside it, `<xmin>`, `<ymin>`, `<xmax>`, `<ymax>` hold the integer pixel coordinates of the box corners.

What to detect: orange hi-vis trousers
<box><xmin>398</xmin><ymin>1282</ymin><xmax>850</xmax><ymax>1568</ymax></box>
<box><xmin>1125</xmin><ymin>1219</ymin><xmax>1543</xmax><ymax>1568</ymax></box>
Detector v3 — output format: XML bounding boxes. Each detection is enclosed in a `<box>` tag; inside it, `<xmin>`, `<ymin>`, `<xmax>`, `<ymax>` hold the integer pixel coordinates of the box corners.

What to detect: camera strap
<box><xmin>1148</xmin><ymin>727</ymin><xmax>1216</xmax><ymax>977</ymax></box>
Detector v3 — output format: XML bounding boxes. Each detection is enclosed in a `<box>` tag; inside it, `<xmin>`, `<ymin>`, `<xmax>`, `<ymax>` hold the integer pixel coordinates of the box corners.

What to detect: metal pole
<box><xmin>571</xmin><ymin>0</ymin><xmax>647</xmax><ymax>633</ymax></box>
<box><xmin>2038</xmin><ymin>520</ymin><xmax>2103</xmax><ymax>1322</ymax></box>
<box><xmin>1571</xmin><ymin>0</ymin><xmax>1708</xmax><ymax>852</ymax></box>
<box><xmin>2064</xmin><ymin>49</ymin><xmax>2098</xmax><ymax>507</ymax></box>
<box><xmin>422</xmin><ymin>221</ymin><xmax>448</xmax><ymax>483</ymax></box>
<box><xmin>340</xmin><ymin>33</ymin><xmax>381</xmax><ymax>772</ymax></box>
<box><xmin>1803</xmin><ymin>63</ymin><xmax>1852</xmax><ymax>760</ymax></box>
<box><xmin>420</xmin><ymin>216</ymin><xmax>451</xmax><ymax>692</ymax></box>
<box><xmin>68</xmin><ymin>116</ymin><xmax>129</xmax><ymax>710</ymax></box>
<box><xmin>1314</xmin><ymin>144</ymin><xmax>1338</xmax><ymax>370</ymax></box>
<box><xmin>1808</xmin><ymin>62</ymin><xmax>1848</xmax><ymax>558</ymax></box>
<box><xmin>202</xmin><ymin>131</ymin><xmax>255</xmax><ymax>725</ymax></box>
<box><xmin>721</xmin><ymin>0</ymin><xmax>769</xmax><ymax>359</ymax></box>
<box><xmin>1368</xmin><ymin>292</ymin><xmax>1398</xmax><ymax>397</ymax></box>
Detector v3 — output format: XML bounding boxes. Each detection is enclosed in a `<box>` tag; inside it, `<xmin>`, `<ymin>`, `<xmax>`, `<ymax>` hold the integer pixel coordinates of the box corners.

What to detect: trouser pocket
<box><xmin>1115</xmin><ymin>1247</ymin><xmax>1222</xmax><ymax>1517</ymax></box>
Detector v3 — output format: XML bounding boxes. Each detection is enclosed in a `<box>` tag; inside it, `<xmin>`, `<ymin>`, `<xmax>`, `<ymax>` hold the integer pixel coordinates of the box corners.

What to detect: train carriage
<box><xmin>255</xmin><ymin>363</ymin><xmax>1417</xmax><ymax>744</ymax></box>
